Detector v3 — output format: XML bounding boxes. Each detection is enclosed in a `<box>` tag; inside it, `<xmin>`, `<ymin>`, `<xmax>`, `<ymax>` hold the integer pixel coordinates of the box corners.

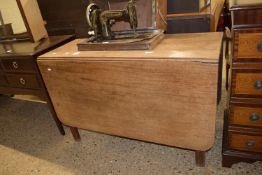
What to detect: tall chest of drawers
<box><xmin>222</xmin><ymin>3</ymin><xmax>262</xmax><ymax>167</ymax></box>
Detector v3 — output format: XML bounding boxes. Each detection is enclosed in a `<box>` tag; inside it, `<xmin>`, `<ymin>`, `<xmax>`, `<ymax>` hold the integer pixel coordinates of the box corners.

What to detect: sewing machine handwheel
<box><xmin>127</xmin><ymin>1</ymin><xmax>138</xmax><ymax>29</ymax></box>
<box><xmin>86</xmin><ymin>3</ymin><xmax>100</xmax><ymax>28</ymax></box>
<box><xmin>130</xmin><ymin>9</ymin><xmax>137</xmax><ymax>29</ymax></box>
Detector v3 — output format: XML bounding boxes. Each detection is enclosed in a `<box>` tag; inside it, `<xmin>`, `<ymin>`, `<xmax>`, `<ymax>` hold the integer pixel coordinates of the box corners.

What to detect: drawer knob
<box><xmin>249</xmin><ymin>113</ymin><xmax>260</xmax><ymax>121</ymax></box>
<box><xmin>12</xmin><ymin>61</ymin><xmax>19</xmax><ymax>69</ymax></box>
<box><xmin>254</xmin><ymin>80</ymin><xmax>262</xmax><ymax>90</ymax></box>
<box><xmin>19</xmin><ymin>78</ymin><xmax>26</xmax><ymax>85</ymax></box>
<box><xmin>245</xmin><ymin>140</ymin><xmax>256</xmax><ymax>148</ymax></box>
<box><xmin>257</xmin><ymin>41</ymin><xmax>262</xmax><ymax>52</ymax></box>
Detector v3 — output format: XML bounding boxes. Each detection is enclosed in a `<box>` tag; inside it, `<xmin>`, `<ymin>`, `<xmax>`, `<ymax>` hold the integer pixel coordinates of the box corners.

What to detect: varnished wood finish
<box><xmin>6</xmin><ymin>74</ymin><xmax>40</xmax><ymax>89</ymax></box>
<box><xmin>70</xmin><ymin>127</ymin><xmax>81</xmax><ymax>142</ymax></box>
<box><xmin>231</xmin><ymin>4</ymin><xmax>262</xmax><ymax>29</ymax></box>
<box><xmin>38</xmin><ymin>33</ymin><xmax>223</xmax><ymax>62</ymax></box>
<box><xmin>39</xmin><ymin>60</ymin><xmax>219</xmax><ymax>151</ymax></box>
<box><xmin>166</xmin><ymin>0</ymin><xmax>224</xmax><ymax>33</ymax></box>
<box><xmin>0</xmin><ymin>35</ymin><xmax>75</xmax><ymax>135</ymax></box>
<box><xmin>223</xmin><ymin>109</ymin><xmax>262</xmax><ymax>167</ymax></box>
<box><xmin>229</xmin><ymin>132</ymin><xmax>262</xmax><ymax>153</ymax></box>
<box><xmin>2</xmin><ymin>58</ymin><xmax>36</xmax><ymax>73</ymax></box>
<box><xmin>38</xmin><ymin>32</ymin><xmax>223</xmax><ymax>164</ymax></box>
<box><xmin>237</xmin><ymin>33</ymin><xmax>262</xmax><ymax>58</ymax></box>
<box><xmin>167</xmin><ymin>0</ymin><xmax>209</xmax><ymax>14</ymax></box>
<box><xmin>195</xmin><ymin>151</ymin><xmax>206</xmax><ymax>167</ymax></box>
<box><xmin>233</xmin><ymin>28</ymin><xmax>262</xmax><ymax>60</ymax></box>
<box><xmin>223</xmin><ymin>3</ymin><xmax>262</xmax><ymax>167</ymax></box>
<box><xmin>230</xmin><ymin>104</ymin><xmax>262</xmax><ymax>127</ymax></box>
<box><xmin>0</xmin><ymin>74</ymin><xmax>7</xmax><ymax>86</ymax></box>
<box><xmin>16</xmin><ymin>0</ymin><xmax>48</xmax><ymax>42</ymax></box>
<box><xmin>232</xmin><ymin>72</ymin><xmax>262</xmax><ymax>97</ymax></box>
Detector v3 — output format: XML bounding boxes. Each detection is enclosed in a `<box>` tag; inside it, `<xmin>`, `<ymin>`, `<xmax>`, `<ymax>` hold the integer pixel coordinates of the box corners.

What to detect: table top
<box><xmin>0</xmin><ymin>35</ymin><xmax>75</xmax><ymax>57</ymax></box>
<box><xmin>38</xmin><ymin>32</ymin><xmax>223</xmax><ymax>63</ymax></box>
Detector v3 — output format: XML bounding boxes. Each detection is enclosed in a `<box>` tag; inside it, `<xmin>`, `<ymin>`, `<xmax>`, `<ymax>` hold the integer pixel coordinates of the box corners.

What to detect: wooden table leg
<box><xmin>46</xmin><ymin>100</ymin><xmax>65</xmax><ymax>135</ymax></box>
<box><xmin>70</xmin><ymin>127</ymin><xmax>81</xmax><ymax>141</ymax></box>
<box><xmin>195</xmin><ymin>151</ymin><xmax>206</xmax><ymax>167</ymax></box>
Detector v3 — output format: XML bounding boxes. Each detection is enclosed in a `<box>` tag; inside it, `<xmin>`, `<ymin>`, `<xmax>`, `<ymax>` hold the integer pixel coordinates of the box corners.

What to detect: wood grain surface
<box><xmin>0</xmin><ymin>74</ymin><xmax>7</xmax><ymax>86</ymax></box>
<box><xmin>229</xmin><ymin>132</ymin><xmax>262</xmax><ymax>153</ymax></box>
<box><xmin>230</xmin><ymin>104</ymin><xmax>262</xmax><ymax>127</ymax></box>
<box><xmin>231</xmin><ymin>4</ymin><xmax>262</xmax><ymax>29</ymax></box>
<box><xmin>6</xmin><ymin>73</ymin><xmax>40</xmax><ymax>89</ymax></box>
<box><xmin>38</xmin><ymin>34</ymin><xmax>222</xmax><ymax>151</ymax></box>
<box><xmin>17</xmin><ymin>0</ymin><xmax>48</xmax><ymax>42</ymax></box>
<box><xmin>38</xmin><ymin>59</ymin><xmax>219</xmax><ymax>151</ymax></box>
<box><xmin>233</xmin><ymin>73</ymin><xmax>262</xmax><ymax>96</ymax></box>
<box><xmin>237</xmin><ymin>33</ymin><xmax>262</xmax><ymax>58</ymax></box>
<box><xmin>2</xmin><ymin>58</ymin><xmax>36</xmax><ymax>73</ymax></box>
<box><xmin>39</xmin><ymin>32</ymin><xmax>223</xmax><ymax>63</ymax></box>
<box><xmin>233</xmin><ymin>28</ymin><xmax>262</xmax><ymax>61</ymax></box>
<box><xmin>223</xmin><ymin>3</ymin><xmax>262</xmax><ymax>167</ymax></box>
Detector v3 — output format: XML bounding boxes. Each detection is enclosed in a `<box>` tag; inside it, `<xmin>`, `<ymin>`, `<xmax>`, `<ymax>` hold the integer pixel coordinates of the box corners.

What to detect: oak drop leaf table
<box><xmin>38</xmin><ymin>33</ymin><xmax>223</xmax><ymax>166</ymax></box>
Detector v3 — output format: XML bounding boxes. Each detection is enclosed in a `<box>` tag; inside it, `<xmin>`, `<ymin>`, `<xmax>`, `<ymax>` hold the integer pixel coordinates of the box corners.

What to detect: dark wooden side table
<box><xmin>0</xmin><ymin>35</ymin><xmax>75</xmax><ymax>135</ymax></box>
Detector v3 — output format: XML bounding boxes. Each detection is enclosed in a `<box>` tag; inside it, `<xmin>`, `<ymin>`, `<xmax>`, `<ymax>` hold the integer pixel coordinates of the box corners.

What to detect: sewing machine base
<box><xmin>77</xmin><ymin>29</ymin><xmax>164</xmax><ymax>51</ymax></box>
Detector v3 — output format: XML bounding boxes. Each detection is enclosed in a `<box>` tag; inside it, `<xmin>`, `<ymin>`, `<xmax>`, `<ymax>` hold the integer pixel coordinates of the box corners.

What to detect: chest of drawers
<box><xmin>222</xmin><ymin>3</ymin><xmax>262</xmax><ymax>167</ymax></box>
<box><xmin>0</xmin><ymin>35</ymin><xmax>74</xmax><ymax>135</ymax></box>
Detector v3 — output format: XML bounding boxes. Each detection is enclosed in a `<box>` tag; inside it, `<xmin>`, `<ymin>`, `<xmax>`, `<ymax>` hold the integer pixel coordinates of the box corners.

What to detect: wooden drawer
<box><xmin>232</xmin><ymin>72</ymin><xmax>262</xmax><ymax>97</ymax></box>
<box><xmin>229</xmin><ymin>132</ymin><xmax>262</xmax><ymax>153</ymax></box>
<box><xmin>2</xmin><ymin>58</ymin><xmax>36</xmax><ymax>73</ymax></box>
<box><xmin>230</xmin><ymin>104</ymin><xmax>262</xmax><ymax>127</ymax></box>
<box><xmin>233</xmin><ymin>28</ymin><xmax>262</xmax><ymax>61</ymax></box>
<box><xmin>231</xmin><ymin>6</ymin><xmax>262</xmax><ymax>28</ymax></box>
<box><xmin>6</xmin><ymin>74</ymin><xmax>40</xmax><ymax>89</ymax></box>
<box><xmin>0</xmin><ymin>74</ymin><xmax>7</xmax><ymax>86</ymax></box>
<box><xmin>238</xmin><ymin>32</ymin><xmax>262</xmax><ymax>58</ymax></box>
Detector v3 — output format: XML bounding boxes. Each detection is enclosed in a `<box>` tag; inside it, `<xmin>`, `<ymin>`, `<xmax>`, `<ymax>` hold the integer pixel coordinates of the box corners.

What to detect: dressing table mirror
<box><xmin>0</xmin><ymin>0</ymin><xmax>47</xmax><ymax>42</ymax></box>
<box><xmin>0</xmin><ymin>0</ymin><xmax>75</xmax><ymax>136</ymax></box>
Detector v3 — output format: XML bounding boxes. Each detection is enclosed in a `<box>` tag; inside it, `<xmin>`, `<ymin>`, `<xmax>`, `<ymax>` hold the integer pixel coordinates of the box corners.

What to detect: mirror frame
<box><xmin>0</xmin><ymin>0</ymin><xmax>48</xmax><ymax>42</ymax></box>
<box><xmin>16</xmin><ymin>0</ymin><xmax>48</xmax><ymax>42</ymax></box>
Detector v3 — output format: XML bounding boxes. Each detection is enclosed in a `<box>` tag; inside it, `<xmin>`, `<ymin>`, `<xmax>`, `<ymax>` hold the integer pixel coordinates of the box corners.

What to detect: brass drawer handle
<box><xmin>254</xmin><ymin>80</ymin><xmax>262</xmax><ymax>90</ymax></box>
<box><xmin>257</xmin><ymin>41</ymin><xmax>262</xmax><ymax>52</ymax></box>
<box><xmin>245</xmin><ymin>140</ymin><xmax>256</xmax><ymax>148</ymax></box>
<box><xmin>12</xmin><ymin>61</ymin><xmax>19</xmax><ymax>69</ymax></box>
<box><xmin>19</xmin><ymin>78</ymin><xmax>26</xmax><ymax>85</ymax></box>
<box><xmin>249</xmin><ymin>113</ymin><xmax>260</xmax><ymax>121</ymax></box>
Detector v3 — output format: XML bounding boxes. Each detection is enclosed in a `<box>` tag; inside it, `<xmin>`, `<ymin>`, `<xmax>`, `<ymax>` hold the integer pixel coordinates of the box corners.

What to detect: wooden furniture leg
<box><xmin>70</xmin><ymin>127</ymin><xmax>81</xmax><ymax>141</ymax></box>
<box><xmin>46</xmin><ymin>99</ymin><xmax>65</xmax><ymax>135</ymax></box>
<box><xmin>195</xmin><ymin>151</ymin><xmax>206</xmax><ymax>167</ymax></box>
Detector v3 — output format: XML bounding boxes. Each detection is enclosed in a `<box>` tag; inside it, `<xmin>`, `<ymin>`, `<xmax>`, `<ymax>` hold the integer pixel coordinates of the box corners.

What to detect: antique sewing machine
<box><xmin>77</xmin><ymin>0</ymin><xmax>164</xmax><ymax>51</ymax></box>
<box><xmin>87</xmin><ymin>0</ymin><xmax>138</xmax><ymax>41</ymax></box>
